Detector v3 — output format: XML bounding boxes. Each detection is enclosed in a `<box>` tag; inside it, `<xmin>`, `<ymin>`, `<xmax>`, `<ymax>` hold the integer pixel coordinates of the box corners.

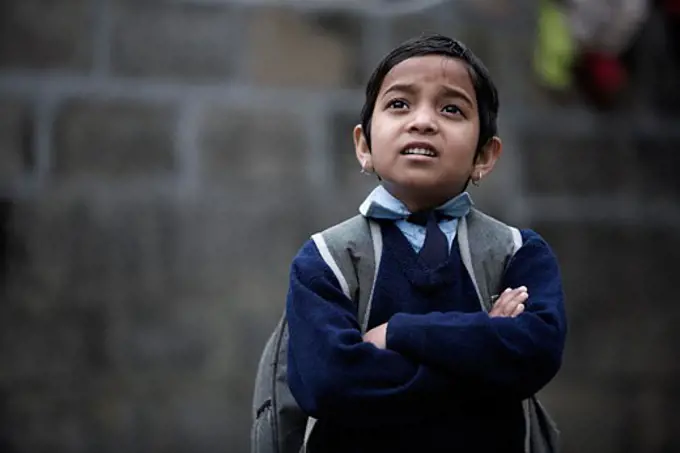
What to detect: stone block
<box><xmin>0</xmin><ymin>0</ymin><xmax>93</xmax><ymax>71</ymax></box>
<box><xmin>562</xmin><ymin>312</ymin><xmax>678</xmax><ymax>386</ymax></box>
<box><xmin>111</xmin><ymin>2</ymin><xmax>238</xmax><ymax>80</ymax></box>
<box><xmin>2</xmin><ymin>199</ymin><xmax>131</xmax><ymax>314</ymax></box>
<box><xmin>97</xmin><ymin>201</ymin><xmax>313</xmax><ymax>450</ymax></box>
<box><xmin>389</xmin><ymin>7</ymin><xmax>447</xmax><ymax>46</ymax></box>
<box><xmin>545</xmin><ymin>377</ymin><xmax>680</xmax><ymax>452</ymax></box>
<box><xmin>1</xmin><ymin>200</ymin><xmax>190</xmax><ymax>381</ymax></box>
<box><xmin>522</xmin><ymin>136</ymin><xmax>638</xmax><ymax>196</ymax></box>
<box><xmin>534</xmin><ymin>223</ymin><xmax>680</xmax><ymax>320</ymax></box>
<box><xmin>111</xmin><ymin>305</ymin><xmax>211</xmax><ymax>372</ymax></box>
<box><xmin>0</xmin><ymin>98</ymin><xmax>32</xmax><ymax>184</ymax></box>
<box><xmin>244</xmin><ymin>8</ymin><xmax>359</xmax><ymax>88</ymax></box>
<box><xmin>85</xmin><ymin>376</ymin><xmax>249</xmax><ymax>453</ymax></box>
<box><xmin>634</xmin><ymin>137</ymin><xmax>680</xmax><ymax>198</ymax></box>
<box><xmin>389</xmin><ymin>5</ymin><xmax>497</xmax><ymax>75</ymax></box>
<box><xmin>2</xmin><ymin>198</ymin><xmax>187</xmax><ymax>365</ymax></box>
<box><xmin>0</xmin><ymin>199</ymin><xmax>14</xmax><ymax>282</ymax></box>
<box><xmin>0</xmin><ymin>197</ymin><xmax>303</xmax><ymax>451</ymax></box>
<box><xmin>2</xmin><ymin>383</ymin><xmax>95</xmax><ymax>453</ymax></box>
<box><xmin>198</xmin><ymin>105</ymin><xmax>309</xmax><ymax>193</ymax></box>
<box><xmin>540</xmin><ymin>381</ymin><xmax>627</xmax><ymax>453</ymax></box>
<box><xmin>0</xmin><ymin>307</ymin><xmax>108</xmax><ymax>383</ymax></box>
<box><xmin>66</xmin><ymin>198</ymin><xmax>312</xmax><ymax>375</ymax></box>
<box><xmin>166</xmin><ymin>199</ymin><xmax>312</xmax><ymax>309</ymax></box>
<box><xmin>533</xmin><ymin>221</ymin><xmax>680</xmax><ymax>404</ymax></box>
<box><xmin>618</xmin><ymin>384</ymin><xmax>680</xmax><ymax>452</ymax></box>
<box><xmin>312</xmin><ymin>11</ymin><xmax>365</xmax><ymax>86</ymax></box>
<box><xmin>52</xmin><ymin>99</ymin><xmax>177</xmax><ymax>180</ymax></box>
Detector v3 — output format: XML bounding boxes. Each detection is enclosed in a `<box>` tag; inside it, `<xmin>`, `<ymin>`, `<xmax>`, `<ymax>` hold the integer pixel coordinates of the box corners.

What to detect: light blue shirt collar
<box><xmin>359</xmin><ymin>185</ymin><xmax>473</xmax><ymax>221</ymax></box>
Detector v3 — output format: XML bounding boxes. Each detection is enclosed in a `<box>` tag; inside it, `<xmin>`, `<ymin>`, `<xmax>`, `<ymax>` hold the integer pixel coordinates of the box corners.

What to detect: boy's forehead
<box><xmin>379</xmin><ymin>55</ymin><xmax>474</xmax><ymax>95</ymax></box>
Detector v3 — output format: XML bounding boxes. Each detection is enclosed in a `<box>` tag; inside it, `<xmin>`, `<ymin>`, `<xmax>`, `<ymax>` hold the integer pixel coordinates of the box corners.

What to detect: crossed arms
<box><xmin>285</xmin><ymin>229</ymin><xmax>567</xmax><ymax>426</ymax></box>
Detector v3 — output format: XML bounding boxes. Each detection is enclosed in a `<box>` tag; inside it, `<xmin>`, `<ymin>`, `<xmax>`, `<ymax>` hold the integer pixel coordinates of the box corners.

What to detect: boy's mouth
<box><xmin>400</xmin><ymin>143</ymin><xmax>438</xmax><ymax>158</ymax></box>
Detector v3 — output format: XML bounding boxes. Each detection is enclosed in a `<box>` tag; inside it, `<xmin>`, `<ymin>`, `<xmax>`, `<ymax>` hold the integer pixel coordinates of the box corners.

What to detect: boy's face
<box><xmin>354</xmin><ymin>55</ymin><xmax>501</xmax><ymax>211</ymax></box>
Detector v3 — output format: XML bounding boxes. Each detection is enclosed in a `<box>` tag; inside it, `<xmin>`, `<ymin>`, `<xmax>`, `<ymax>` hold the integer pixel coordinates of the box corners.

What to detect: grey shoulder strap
<box><xmin>457</xmin><ymin>208</ymin><xmax>523</xmax><ymax>312</ymax></box>
<box><xmin>458</xmin><ymin>209</ymin><xmax>560</xmax><ymax>453</ymax></box>
<box><xmin>305</xmin><ymin>215</ymin><xmax>382</xmax><ymax>451</ymax></box>
<box><xmin>311</xmin><ymin>214</ymin><xmax>382</xmax><ymax>334</ymax></box>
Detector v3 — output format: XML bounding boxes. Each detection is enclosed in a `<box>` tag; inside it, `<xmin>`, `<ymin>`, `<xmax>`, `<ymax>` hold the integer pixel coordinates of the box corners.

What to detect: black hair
<box><xmin>360</xmin><ymin>34</ymin><xmax>499</xmax><ymax>157</ymax></box>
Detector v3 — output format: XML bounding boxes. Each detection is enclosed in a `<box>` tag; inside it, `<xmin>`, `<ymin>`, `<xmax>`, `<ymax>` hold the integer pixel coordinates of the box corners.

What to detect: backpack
<box><xmin>251</xmin><ymin>208</ymin><xmax>560</xmax><ymax>453</ymax></box>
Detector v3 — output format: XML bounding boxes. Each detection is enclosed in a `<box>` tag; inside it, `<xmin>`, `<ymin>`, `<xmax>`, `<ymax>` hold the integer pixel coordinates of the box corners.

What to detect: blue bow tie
<box><xmin>359</xmin><ymin>186</ymin><xmax>473</xmax><ymax>222</ymax></box>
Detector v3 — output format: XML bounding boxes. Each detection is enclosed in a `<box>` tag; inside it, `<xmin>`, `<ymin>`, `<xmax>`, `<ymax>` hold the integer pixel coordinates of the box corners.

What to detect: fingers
<box><xmin>511</xmin><ymin>301</ymin><xmax>525</xmax><ymax>317</ymax></box>
<box><xmin>362</xmin><ymin>323</ymin><xmax>388</xmax><ymax>349</ymax></box>
<box><xmin>489</xmin><ymin>286</ymin><xmax>528</xmax><ymax>318</ymax></box>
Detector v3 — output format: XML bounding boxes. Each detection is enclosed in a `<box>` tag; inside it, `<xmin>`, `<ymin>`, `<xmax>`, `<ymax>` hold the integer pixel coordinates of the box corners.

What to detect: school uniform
<box><xmin>286</xmin><ymin>186</ymin><xmax>567</xmax><ymax>453</ymax></box>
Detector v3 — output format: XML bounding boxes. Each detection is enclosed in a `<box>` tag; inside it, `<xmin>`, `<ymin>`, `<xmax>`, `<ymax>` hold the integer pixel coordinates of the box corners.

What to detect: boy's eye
<box><xmin>387</xmin><ymin>99</ymin><xmax>408</xmax><ymax>109</ymax></box>
<box><xmin>442</xmin><ymin>104</ymin><xmax>462</xmax><ymax>115</ymax></box>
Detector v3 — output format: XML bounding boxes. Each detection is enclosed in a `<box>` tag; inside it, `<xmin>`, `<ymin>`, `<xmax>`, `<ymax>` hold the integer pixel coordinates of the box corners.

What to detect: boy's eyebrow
<box><xmin>381</xmin><ymin>83</ymin><xmax>474</xmax><ymax>108</ymax></box>
<box><xmin>439</xmin><ymin>86</ymin><xmax>475</xmax><ymax>108</ymax></box>
<box><xmin>382</xmin><ymin>83</ymin><xmax>418</xmax><ymax>97</ymax></box>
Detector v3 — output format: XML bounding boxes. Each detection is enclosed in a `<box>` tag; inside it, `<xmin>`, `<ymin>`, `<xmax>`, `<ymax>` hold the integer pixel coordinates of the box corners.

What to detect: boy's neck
<box><xmin>382</xmin><ymin>184</ymin><xmax>464</xmax><ymax>213</ymax></box>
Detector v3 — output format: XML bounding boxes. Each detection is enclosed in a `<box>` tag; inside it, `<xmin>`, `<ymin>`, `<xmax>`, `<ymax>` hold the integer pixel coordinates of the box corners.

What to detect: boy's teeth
<box><xmin>404</xmin><ymin>148</ymin><xmax>435</xmax><ymax>156</ymax></box>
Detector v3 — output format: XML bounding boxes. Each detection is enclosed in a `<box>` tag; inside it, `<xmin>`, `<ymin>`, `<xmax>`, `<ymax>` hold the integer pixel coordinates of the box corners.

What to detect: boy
<box><xmin>285</xmin><ymin>34</ymin><xmax>567</xmax><ymax>453</ymax></box>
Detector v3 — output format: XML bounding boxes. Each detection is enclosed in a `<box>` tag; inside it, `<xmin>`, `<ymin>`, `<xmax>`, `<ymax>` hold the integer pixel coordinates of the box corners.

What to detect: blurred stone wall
<box><xmin>1</xmin><ymin>1</ymin><xmax>679</xmax><ymax>452</ymax></box>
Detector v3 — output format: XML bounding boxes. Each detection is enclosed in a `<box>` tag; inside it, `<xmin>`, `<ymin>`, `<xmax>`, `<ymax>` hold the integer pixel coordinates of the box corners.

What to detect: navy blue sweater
<box><xmin>286</xmin><ymin>221</ymin><xmax>567</xmax><ymax>453</ymax></box>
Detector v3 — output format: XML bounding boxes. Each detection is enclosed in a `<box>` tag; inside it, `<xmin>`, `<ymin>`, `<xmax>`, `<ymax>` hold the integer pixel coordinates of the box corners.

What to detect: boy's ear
<box><xmin>353</xmin><ymin>125</ymin><xmax>373</xmax><ymax>172</ymax></box>
<box><xmin>473</xmin><ymin>136</ymin><xmax>502</xmax><ymax>182</ymax></box>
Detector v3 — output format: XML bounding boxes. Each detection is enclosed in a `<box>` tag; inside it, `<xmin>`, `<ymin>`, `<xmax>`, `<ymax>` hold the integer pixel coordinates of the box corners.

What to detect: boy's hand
<box><xmin>363</xmin><ymin>323</ymin><xmax>388</xmax><ymax>349</ymax></box>
<box><xmin>489</xmin><ymin>287</ymin><xmax>528</xmax><ymax>318</ymax></box>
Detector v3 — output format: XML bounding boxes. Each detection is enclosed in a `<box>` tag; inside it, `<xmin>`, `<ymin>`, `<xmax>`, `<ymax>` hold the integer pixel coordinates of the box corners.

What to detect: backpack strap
<box><xmin>457</xmin><ymin>208</ymin><xmax>523</xmax><ymax>311</ymax></box>
<box><xmin>304</xmin><ymin>215</ymin><xmax>382</xmax><ymax>451</ymax></box>
<box><xmin>311</xmin><ymin>214</ymin><xmax>382</xmax><ymax>333</ymax></box>
<box><xmin>458</xmin><ymin>209</ymin><xmax>559</xmax><ymax>453</ymax></box>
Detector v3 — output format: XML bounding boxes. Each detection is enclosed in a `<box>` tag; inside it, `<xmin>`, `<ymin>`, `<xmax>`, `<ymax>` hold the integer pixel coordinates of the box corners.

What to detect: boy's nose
<box><xmin>407</xmin><ymin>109</ymin><xmax>438</xmax><ymax>134</ymax></box>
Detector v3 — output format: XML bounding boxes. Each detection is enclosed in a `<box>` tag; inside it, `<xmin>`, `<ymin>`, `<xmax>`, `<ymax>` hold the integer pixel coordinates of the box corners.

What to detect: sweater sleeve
<box><xmin>385</xmin><ymin>229</ymin><xmax>567</xmax><ymax>400</ymax></box>
<box><xmin>286</xmin><ymin>240</ymin><xmax>459</xmax><ymax>427</ymax></box>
